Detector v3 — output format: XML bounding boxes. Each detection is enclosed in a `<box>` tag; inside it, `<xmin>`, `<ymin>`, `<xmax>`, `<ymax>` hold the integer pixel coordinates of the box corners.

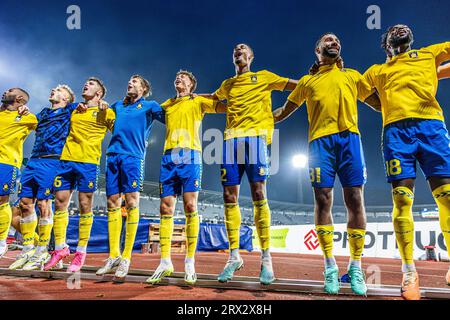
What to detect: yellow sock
<box><xmin>53</xmin><ymin>210</ymin><xmax>69</xmax><ymax>249</ymax></box>
<box><xmin>78</xmin><ymin>212</ymin><xmax>93</xmax><ymax>249</ymax></box>
<box><xmin>185</xmin><ymin>211</ymin><xmax>199</xmax><ymax>258</ymax></box>
<box><xmin>316</xmin><ymin>225</ymin><xmax>334</xmax><ymax>258</ymax></box>
<box><xmin>392</xmin><ymin>187</ymin><xmax>415</xmax><ymax>265</ymax></box>
<box><xmin>0</xmin><ymin>203</ymin><xmax>12</xmax><ymax>241</ymax></box>
<box><xmin>224</xmin><ymin>203</ymin><xmax>241</xmax><ymax>250</ymax></box>
<box><xmin>21</xmin><ymin>213</ymin><xmax>38</xmax><ymax>247</ymax></box>
<box><xmin>107</xmin><ymin>207</ymin><xmax>122</xmax><ymax>258</ymax></box>
<box><xmin>433</xmin><ymin>184</ymin><xmax>450</xmax><ymax>256</ymax></box>
<box><xmin>347</xmin><ymin>228</ymin><xmax>366</xmax><ymax>261</ymax></box>
<box><xmin>122</xmin><ymin>207</ymin><xmax>139</xmax><ymax>259</ymax></box>
<box><xmin>253</xmin><ymin>199</ymin><xmax>271</xmax><ymax>250</ymax></box>
<box><xmin>160</xmin><ymin>215</ymin><xmax>173</xmax><ymax>259</ymax></box>
<box><xmin>37</xmin><ymin>217</ymin><xmax>53</xmax><ymax>248</ymax></box>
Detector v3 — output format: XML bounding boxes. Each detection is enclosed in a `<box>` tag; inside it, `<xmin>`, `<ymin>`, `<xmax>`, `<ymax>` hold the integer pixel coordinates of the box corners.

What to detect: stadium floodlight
<box><xmin>292</xmin><ymin>154</ymin><xmax>308</xmax><ymax>169</ymax></box>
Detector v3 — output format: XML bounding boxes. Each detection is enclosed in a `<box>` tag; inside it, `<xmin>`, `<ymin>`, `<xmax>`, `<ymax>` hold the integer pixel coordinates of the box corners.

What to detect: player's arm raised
<box><xmin>283</xmin><ymin>79</ymin><xmax>299</xmax><ymax>91</ymax></box>
<box><xmin>363</xmin><ymin>91</ymin><xmax>382</xmax><ymax>112</ymax></box>
<box><xmin>273</xmin><ymin>100</ymin><xmax>300</xmax><ymax>123</ymax></box>
<box><xmin>438</xmin><ymin>63</ymin><xmax>450</xmax><ymax>79</ymax></box>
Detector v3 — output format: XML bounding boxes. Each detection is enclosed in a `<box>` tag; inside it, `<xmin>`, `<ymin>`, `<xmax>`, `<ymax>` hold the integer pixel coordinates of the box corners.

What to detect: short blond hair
<box><xmin>57</xmin><ymin>84</ymin><xmax>75</xmax><ymax>103</ymax></box>
<box><xmin>176</xmin><ymin>70</ymin><xmax>197</xmax><ymax>93</ymax></box>
<box><xmin>87</xmin><ymin>77</ymin><xmax>107</xmax><ymax>99</ymax></box>
<box><xmin>131</xmin><ymin>74</ymin><xmax>151</xmax><ymax>97</ymax></box>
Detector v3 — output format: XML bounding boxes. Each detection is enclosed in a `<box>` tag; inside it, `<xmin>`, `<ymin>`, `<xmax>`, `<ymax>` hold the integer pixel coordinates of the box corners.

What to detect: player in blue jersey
<box><xmin>8</xmin><ymin>85</ymin><xmax>77</xmax><ymax>270</ymax></box>
<box><xmin>95</xmin><ymin>75</ymin><xmax>164</xmax><ymax>278</ymax></box>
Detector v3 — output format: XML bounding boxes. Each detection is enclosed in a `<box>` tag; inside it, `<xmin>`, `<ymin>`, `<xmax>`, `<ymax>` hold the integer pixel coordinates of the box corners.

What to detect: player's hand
<box><xmin>76</xmin><ymin>102</ymin><xmax>88</xmax><ymax>113</ymax></box>
<box><xmin>18</xmin><ymin>105</ymin><xmax>30</xmax><ymax>116</ymax></box>
<box><xmin>99</xmin><ymin>99</ymin><xmax>109</xmax><ymax>110</ymax></box>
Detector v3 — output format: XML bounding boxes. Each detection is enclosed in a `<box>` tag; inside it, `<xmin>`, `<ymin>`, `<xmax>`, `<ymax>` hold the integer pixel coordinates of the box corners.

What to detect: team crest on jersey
<box><xmin>88</xmin><ymin>181</ymin><xmax>94</xmax><ymax>189</ymax></box>
<box><xmin>251</xmin><ymin>75</ymin><xmax>258</xmax><ymax>83</ymax></box>
<box><xmin>259</xmin><ymin>167</ymin><xmax>266</xmax><ymax>176</ymax></box>
<box><xmin>3</xmin><ymin>184</ymin><xmax>8</xmax><ymax>192</ymax></box>
<box><xmin>132</xmin><ymin>180</ymin><xmax>138</xmax><ymax>188</ymax></box>
<box><xmin>14</xmin><ymin>116</ymin><xmax>22</xmax><ymax>122</ymax></box>
<box><xmin>409</xmin><ymin>51</ymin><xmax>419</xmax><ymax>59</ymax></box>
<box><xmin>44</xmin><ymin>188</ymin><xmax>51</xmax><ymax>196</ymax></box>
<box><xmin>194</xmin><ymin>180</ymin><xmax>199</xmax><ymax>188</ymax></box>
<box><xmin>136</xmin><ymin>103</ymin><xmax>142</xmax><ymax>109</ymax></box>
<box><xmin>92</xmin><ymin>111</ymin><xmax>98</xmax><ymax>118</ymax></box>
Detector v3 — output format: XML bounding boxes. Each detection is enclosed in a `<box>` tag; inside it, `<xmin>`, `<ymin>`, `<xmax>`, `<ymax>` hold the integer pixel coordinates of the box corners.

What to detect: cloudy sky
<box><xmin>1</xmin><ymin>0</ymin><xmax>449</xmax><ymax>205</ymax></box>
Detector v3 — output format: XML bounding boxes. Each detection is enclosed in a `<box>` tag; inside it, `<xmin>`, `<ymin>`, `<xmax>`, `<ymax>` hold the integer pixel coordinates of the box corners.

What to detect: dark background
<box><xmin>1</xmin><ymin>0</ymin><xmax>449</xmax><ymax>205</ymax></box>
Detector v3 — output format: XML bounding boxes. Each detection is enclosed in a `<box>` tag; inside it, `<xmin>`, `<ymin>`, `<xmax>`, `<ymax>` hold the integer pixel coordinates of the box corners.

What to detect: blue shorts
<box><xmin>221</xmin><ymin>136</ymin><xmax>269</xmax><ymax>186</ymax></box>
<box><xmin>382</xmin><ymin>119</ymin><xmax>450</xmax><ymax>183</ymax></box>
<box><xmin>106</xmin><ymin>153</ymin><xmax>145</xmax><ymax>196</ymax></box>
<box><xmin>19</xmin><ymin>158</ymin><xmax>61</xmax><ymax>200</ymax></box>
<box><xmin>53</xmin><ymin>161</ymin><xmax>100</xmax><ymax>193</ymax></box>
<box><xmin>308</xmin><ymin>131</ymin><xmax>367</xmax><ymax>188</ymax></box>
<box><xmin>159</xmin><ymin>149</ymin><xmax>202</xmax><ymax>197</ymax></box>
<box><xmin>0</xmin><ymin>163</ymin><xmax>19</xmax><ymax>196</ymax></box>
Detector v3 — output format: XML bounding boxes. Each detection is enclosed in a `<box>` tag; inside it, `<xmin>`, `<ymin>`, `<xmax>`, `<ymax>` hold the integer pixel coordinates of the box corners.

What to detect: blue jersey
<box><xmin>31</xmin><ymin>103</ymin><xmax>78</xmax><ymax>158</ymax></box>
<box><xmin>107</xmin><ymin>98</ymin><xmax>165</xmax><ymax>159</ymax></box>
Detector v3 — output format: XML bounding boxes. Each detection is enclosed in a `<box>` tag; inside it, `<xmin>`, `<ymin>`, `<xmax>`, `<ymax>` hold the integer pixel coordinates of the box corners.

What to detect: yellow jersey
<box><xmin>0</xmin><ymin>109</ymin><xmax>37</xmax><ymax>167</ymax></box>
<box><xmin>288</xmin><ymin>64</ymin><xmax>374</xmax><ymax>142</ymax></box>
<box><xmin>215</xmin><ymin>70</ymin><xmax>289</xmax><ymax>144</ymax></box>
<box><xmin>161</xmin><ymin>96</ymin><xmax>216</xmax><ymax>152</ymax></box>
<box><xmin>61</xmin><ymin>106</ymin><xmax>115</xmax><ymax>165</ymax></box>
<box><xmin>364</xmin><ymin>42</ymin><xmax>450</xmax><ymax>127</ymax></box>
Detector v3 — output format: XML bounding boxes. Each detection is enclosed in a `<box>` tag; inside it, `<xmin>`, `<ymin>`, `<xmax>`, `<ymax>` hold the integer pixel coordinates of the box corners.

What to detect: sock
<box><xmin>316</xmin><ymin>225</ymin><xmax>336</xmax><ymax>269</ymax></box>
<box><xmin>0</xmin><ymin>203</ymin><xmax>12</xmax><ymax>241</ymax></box>
<box><xmin>261</xmin><ymin>249</ymin><xmax>271</xmax><ymax>261</ymax></box>
<box><xmin>185</xmin><ymin>211</ymin><xmax>199</xmax><ymax>259</ymax></box>
<box><xmin>347</xmin><ymin>228</ymin><xmax>366</xmax><ymax>269</ymax></box>
<box><xmin>122</xmin><ymin>207</ymin><xmax>139</xmax><ymax>259</ymax></box>
<box><xmin>253</xmin><ymin>199</ymin><xmax>271</xmax><ymax>250</ymax></box>
<box><xmin>77</xmin><ymin>212</ymin><xmax>93</xmax><ymax>250</ymax></box>
<box><xmin>185</xmin><ymin>256</ymin><xmax>195</xmax><ymax>265</ymax></box>
<box><xmin>224</xmin><ymin>203</ymin><xmax>241</xmax><ymax>250</ymax></box>
<box><xmin>107</xmin><ymin>207</ymin><xmax>122</xmax><ymax>258</ymax></box>
<box><xmin>37</xmin><ymin>216</ymin><xmax>53</xmax><ymax>249</ymax></box>
<box><xmin>433</xmin><ymin>184</ymin><xmax>450</xmax><ymax>257</ymax></box>
<box><xmin>392</xmin><ymin>187</ymin><xmax>415</xmax><ymax>268</ymax></box>
<box><xmin>160</xmin><ymin>215</ymin><xmax>174</xmax><ymax>259</ymax></box>
<box><xmin>54</xmin><ymin>210</ymin><xmax>69</xmax><ymax>250</ymax></box>
<box><xmin>160</xmin><ymin>257</ymin><xmax>172</xmax><ymax>267</ymax></box>
<box><xmin>21</xmin><ymin>213</ymin><xmax>38</xmax><ymax>249</ymax></box>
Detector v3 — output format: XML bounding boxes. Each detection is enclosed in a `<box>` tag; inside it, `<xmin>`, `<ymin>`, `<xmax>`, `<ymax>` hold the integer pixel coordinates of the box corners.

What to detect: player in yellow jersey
<box><xmin>0</xmin><ymin>88</ymin><xmax>37</xmax><ymax>258</ymax></box>
<box><xmin>146</xmin><ymin>70</ymin><xmax>226</xmax><ymax>285</ymax></box>
<box><xmin>272</xmin><ymin>33</ymin><xmax>380</xmax><ymax>295</ymax></box>
<box><xmin>203</xmin><ymin>44</ymin><xmax>298</xmax><ymax>285</ymax></box>
<box><xmin>364</xmin><ymin>24</ymin><xmax>450</xmax><ymax>299</ymax></box>
<box><xmin>44</xmin><ymin>78</ymin><xmax>115</xmax><ymax>272</ymax></box>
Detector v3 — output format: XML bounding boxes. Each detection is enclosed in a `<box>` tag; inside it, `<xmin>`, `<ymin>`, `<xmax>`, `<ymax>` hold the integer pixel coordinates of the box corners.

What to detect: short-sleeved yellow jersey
<box><xmin>364</xmin><ymin>42</ymin><xmax>450</xmax><ymax>127</ymax></box>
<box><xmin>61</xmin><ymin>106</ymin><xmax>115</xmax><ymax>165</ymax></box>
<box><xmin>288</xmin><ymin>64</ymin><xmax>374</xmax><ymax>142</ymax></box>
<box><xmin>0</xmin><ymin>109</ymin><xmax>37</xmax><ymax>167</ymax></box>
<box><xmin>161</xmin><ymin>96</ymin><xmax>216</xmax><ymax>152</ymax></box>
<box><xmin>215</xmin><ymin>70</ymin><xmax>288</xmax><ymax>144</ymax></box>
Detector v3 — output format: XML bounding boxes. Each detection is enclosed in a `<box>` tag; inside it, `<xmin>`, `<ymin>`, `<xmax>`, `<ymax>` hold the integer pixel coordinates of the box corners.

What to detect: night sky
<box><xmin>1</xmin><ymin>0</ymin><xmax>449</xmax><ymax>206</ymax></box>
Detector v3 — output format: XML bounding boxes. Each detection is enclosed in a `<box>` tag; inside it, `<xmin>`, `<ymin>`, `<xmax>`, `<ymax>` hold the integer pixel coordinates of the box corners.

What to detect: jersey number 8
<box><xmin>385</xmin><ymin>159</ymin><xmax>402</xmax><ymax>176</ymax></box>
